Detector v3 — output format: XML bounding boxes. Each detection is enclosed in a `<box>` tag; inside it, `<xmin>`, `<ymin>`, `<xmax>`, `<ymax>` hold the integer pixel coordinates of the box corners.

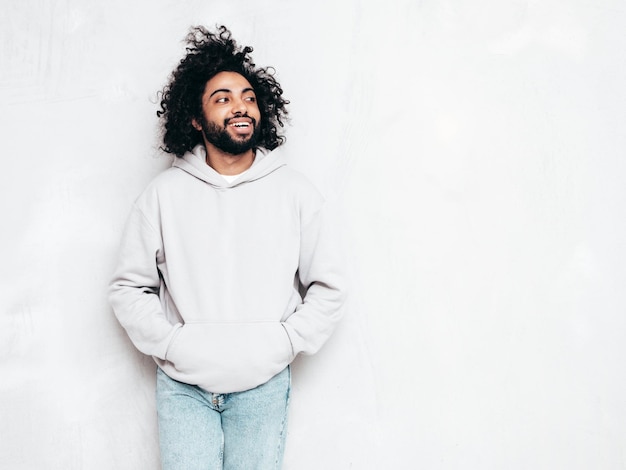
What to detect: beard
<box><xmin>199</xmin><ymin>115</ymin><xmax>261</xmax><ymax>155</ymax></box>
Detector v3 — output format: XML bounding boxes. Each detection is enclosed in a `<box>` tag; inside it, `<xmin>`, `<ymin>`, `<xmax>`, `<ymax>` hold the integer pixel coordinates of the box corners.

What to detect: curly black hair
<box><xmin>157</xmin><ymin>25</ymin><xmax>289</xmax><ymax>157</ymax></box>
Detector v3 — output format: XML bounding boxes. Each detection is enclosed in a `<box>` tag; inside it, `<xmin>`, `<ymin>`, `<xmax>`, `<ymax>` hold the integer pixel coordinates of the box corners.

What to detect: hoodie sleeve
<box><xmin>108</xmin><ymin>204</ymin><xmax>181</xmax><ymax>360</ymax></box>
<box><xmin>282</xmin><ymin>198</ymin><xmax>348</xmax><ymax>356</ymax></box>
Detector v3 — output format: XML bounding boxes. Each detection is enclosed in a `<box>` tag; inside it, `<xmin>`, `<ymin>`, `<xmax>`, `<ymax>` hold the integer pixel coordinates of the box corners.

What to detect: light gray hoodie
<box><xmin>109</xmin><ymin>145</ymin><xmax>346</xmax><ymax>393</ymax></box>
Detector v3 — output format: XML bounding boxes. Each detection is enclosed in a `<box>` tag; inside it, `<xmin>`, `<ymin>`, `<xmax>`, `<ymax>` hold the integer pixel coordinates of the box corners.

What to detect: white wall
<box><xmin>2</xmin><ymin>1</ymin><xmax>625</xmax><ymax>469</ymax></box>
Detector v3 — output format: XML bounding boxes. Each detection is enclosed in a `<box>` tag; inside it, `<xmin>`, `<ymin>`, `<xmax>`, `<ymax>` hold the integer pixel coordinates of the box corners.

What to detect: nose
<box><xmin>231</xmin><ymin>96</ymin><xmax>247</xmax><ymax>115</ymax></box>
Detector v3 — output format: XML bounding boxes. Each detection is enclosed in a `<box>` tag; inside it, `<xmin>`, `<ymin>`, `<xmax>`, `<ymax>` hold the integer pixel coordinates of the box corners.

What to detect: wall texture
<box><xmin>2</xmin><ymin>1</ymin><xmax>625</xmax><ymax>469</ymax></box>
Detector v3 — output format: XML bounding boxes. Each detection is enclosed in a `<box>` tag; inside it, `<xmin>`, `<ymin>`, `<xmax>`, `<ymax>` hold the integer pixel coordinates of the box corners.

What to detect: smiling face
<box><xmin>192</xmin><ymin>71</ymin><xmax>262</xmax><ymax>156</ymax></box>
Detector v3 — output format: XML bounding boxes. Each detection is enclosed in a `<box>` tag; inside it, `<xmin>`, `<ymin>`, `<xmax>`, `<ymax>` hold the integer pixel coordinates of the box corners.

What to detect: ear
<box><xmin>191</xmin><ymin>118</ymin><xmax>202</xmax><ymax>131</ymax></box>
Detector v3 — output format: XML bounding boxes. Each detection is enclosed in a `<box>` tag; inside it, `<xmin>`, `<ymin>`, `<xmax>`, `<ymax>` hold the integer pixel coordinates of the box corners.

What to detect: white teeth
<box><xmin>231</xmin><ymin>122</ymin><xmax>249</xmax><ymax>127</ymax></box>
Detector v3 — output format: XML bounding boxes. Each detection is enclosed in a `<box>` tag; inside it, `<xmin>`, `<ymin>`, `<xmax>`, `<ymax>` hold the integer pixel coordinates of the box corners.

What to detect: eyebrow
<box><xmin>209</xmin><ymin>87</ymin><xmax>256</xmax><ymax>98</ymax></box>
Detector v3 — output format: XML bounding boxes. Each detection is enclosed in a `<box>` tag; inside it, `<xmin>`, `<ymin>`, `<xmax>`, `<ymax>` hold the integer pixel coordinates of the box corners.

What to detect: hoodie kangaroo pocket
<box><xmin>164</xmin><ymin>321</ymin><xmax>294</xmax><ymax>393</ymax></box>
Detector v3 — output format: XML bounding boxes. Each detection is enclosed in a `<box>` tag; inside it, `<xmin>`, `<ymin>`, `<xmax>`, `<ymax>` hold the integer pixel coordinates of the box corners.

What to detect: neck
<box><xmin>203</xmin><ymin>141</ymin><xmax>255</xmax><ymax>175</ymax></box>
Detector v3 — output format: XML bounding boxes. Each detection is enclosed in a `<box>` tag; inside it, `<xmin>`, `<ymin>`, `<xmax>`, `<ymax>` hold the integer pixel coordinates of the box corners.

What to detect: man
<box><xmin>109</xmin><ymin>25</ymin><xmax>346</xmax><ymax>469</ymax></box>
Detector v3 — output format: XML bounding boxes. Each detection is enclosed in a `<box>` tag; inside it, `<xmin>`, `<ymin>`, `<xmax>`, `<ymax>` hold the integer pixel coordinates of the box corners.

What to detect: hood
<box><xmin>172</xmin><ymin>144</ymin><xmax>287</xmax><ymax>189</ymax></box>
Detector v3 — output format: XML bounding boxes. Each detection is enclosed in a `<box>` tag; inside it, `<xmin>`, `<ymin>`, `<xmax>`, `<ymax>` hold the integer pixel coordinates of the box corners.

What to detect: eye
<box><xmin>216</xmin><ymin>97</ymin><xmax>229</xmax><ymax>103</ymax></box>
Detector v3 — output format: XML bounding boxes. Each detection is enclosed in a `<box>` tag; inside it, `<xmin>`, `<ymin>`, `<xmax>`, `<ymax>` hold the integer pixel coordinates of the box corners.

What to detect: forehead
<box><xmin>204</xmin><ymin>71</ymin><xmax>254</xmax><ymax>95</ymax></box>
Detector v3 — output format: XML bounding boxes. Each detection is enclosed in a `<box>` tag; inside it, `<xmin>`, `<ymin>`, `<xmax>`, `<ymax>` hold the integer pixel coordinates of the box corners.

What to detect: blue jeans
<box><xmin>156</xmin><ymin>366</ymin><xmax>290</xmax><ymax>470</ymax></box>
